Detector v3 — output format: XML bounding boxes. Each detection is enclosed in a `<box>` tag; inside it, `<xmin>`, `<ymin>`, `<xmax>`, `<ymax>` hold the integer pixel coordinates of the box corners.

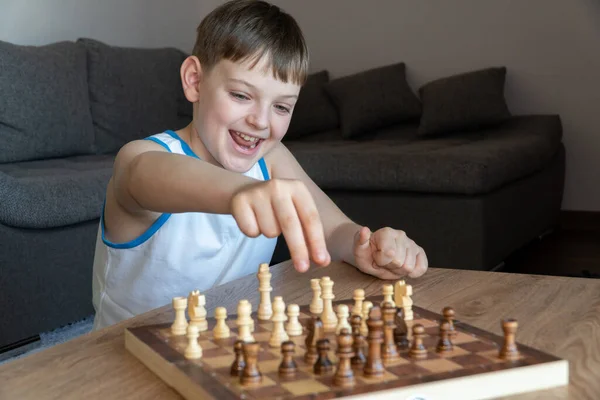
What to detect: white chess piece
<box><xmin>360</xmin><ymin>301</ymin><xmax>373</xmax><ymax>337</ymax></box>
<box><xmin>310</xmin><ymin>278</ymin><xmax>323</xmax><ymax>314</ymax></box>
<box><xmin>285</xmin><ymin>304</ymin><xmax>303</xmax><ymax>336</ymax></box>
<box><xmin>320</xmin><ymin>277</ymin><xmax>338</xmax><ymax>331</ymax></box>
<box><xmin>257</xmin><ymin>263</ymin><xmax>273</xmax><ymax>321</ymax></box>
<box><xmin>352</xmin><ymin>289</ymin><xmax>365</xmax><ymax>316</ymax></box>
<box><xmin>236</xmin><ymin>300</ymin><xmax>255</xmax><ymax>342</ymax></box>
<box><xmin>213</xmin><ymin>306</ymin><xmax>230</xmax><ymax>339</ymax></box>
<box><xmin>269</xmin><ymin>296</ymin><xmax>289</xmax><ymax>347</ymax></box>
<box><xmin>381</xmin><ymin>284</ymin><xmax>394</xmax><ymax>307</ymax></box>
<box><xmin>188</xmin><ymin>290</ymin><xmax>207</xmax><ymax>331</ymax></box>
<box><xmin>171</xmin><ymin>296</ymin><xmax>188</xmax><ymax>336</ymax></box>
<box><xmin>184</xmin><ymin>325</ymin><xmax>202</xmax><ymax>359</ymax></box>
<box><xmin>394</xmin><ymin>280</ymin><xmax>413</xmax><ymax>320</ymax></box>
<box><xmin>335</xmin><ymin>304</ymin><xmax>351</xmax><ymax>335</ymax></box>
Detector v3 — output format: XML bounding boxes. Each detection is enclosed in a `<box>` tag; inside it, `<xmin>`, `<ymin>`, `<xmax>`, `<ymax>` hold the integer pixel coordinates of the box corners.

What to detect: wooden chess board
<box><xmin>124</xmin><ymin>296</ymin><xmax>568</xmax><ymax>400</ymax></box>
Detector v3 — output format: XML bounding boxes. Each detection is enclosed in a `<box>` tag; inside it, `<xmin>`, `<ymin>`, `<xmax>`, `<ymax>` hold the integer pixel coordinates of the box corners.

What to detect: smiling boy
<box><xmin>92</xmin><ymin>0</ymin><xmax>428</xmax><ymax>330</ymax></box>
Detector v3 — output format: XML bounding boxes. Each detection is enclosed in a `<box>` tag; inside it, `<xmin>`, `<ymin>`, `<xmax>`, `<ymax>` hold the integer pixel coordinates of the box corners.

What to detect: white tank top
<box><xmin>91</xmin><ymin>130</ymin><xmax>277</xmax><ymax>330</ymax></box>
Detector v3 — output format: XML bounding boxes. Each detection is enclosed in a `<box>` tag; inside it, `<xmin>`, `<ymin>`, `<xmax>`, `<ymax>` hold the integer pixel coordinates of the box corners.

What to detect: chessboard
<box><xmin>124</xmin><ymin>271</ymin><xmax>568</xmax><ymax>400</ymax></box>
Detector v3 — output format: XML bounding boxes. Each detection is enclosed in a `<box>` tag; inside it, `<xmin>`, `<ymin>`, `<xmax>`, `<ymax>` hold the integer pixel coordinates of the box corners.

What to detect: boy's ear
<box><xmin>181</xmin><ymin>55</ymin><xmax>203</xmax><ymax>102</ymax></box>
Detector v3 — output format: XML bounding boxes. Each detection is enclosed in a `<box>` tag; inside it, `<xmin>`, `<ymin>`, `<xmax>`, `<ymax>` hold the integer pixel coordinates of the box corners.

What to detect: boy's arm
<box><xmin>266</xmin><ymin>142</ymin><xmax>360</xmax><ymax>266</ymax></box>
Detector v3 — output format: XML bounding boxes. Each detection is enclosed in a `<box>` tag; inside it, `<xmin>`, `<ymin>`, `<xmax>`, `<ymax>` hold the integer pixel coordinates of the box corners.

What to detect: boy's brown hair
<box><xmin>192</xmin><ymin>0</ymin><xmax>309</xmax><ymax>85</ymax></box>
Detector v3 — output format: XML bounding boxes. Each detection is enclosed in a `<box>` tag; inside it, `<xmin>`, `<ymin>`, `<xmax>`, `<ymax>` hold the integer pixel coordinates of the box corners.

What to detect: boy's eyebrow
<box><xmin>228</xmin><ymin>78</ymin><xmax>298</xmax><ymax>99</ymax></box>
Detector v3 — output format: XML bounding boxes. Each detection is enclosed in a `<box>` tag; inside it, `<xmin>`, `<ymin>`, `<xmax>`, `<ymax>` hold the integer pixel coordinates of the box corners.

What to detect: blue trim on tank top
<box><xmin>258</xmin><ymin>158</ymin><xmax>269</xmax><ymax>180</ymax></box>
<box><xmin>165</xmin><ymin>130</ymin><xmax>200</xmax><ymax>159</ymax></box>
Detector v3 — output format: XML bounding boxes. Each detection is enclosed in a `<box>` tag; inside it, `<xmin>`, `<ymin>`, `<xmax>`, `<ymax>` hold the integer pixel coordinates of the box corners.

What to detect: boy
<box><xmin>92</xmin><ymin>0</ymin><xmax>427</xmax><ymax>330</ymax></box>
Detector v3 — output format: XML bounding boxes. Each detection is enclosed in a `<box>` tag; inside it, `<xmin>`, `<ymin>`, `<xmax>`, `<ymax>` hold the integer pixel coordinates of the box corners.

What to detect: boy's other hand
<box><xmin>353</xmin><ymin>226</ymin><xmax>428</xmax><ymax>280</ymax></box>
<box><xmin>230</xmin><ymin>179</ymin><xmax>331</xmax><ymax>272</ymax></box>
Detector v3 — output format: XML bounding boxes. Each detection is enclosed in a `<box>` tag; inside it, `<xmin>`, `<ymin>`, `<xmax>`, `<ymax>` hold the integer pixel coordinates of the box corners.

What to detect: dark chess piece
<box><xmin>443</xmin><ymin>306</ymin><xmax>456</xmax><ymax>338</ymax></box>
<box><xmin>499</xmin><ymin>319</ymin><xmax>520</xmax><ymax>360</ymax></box>
<box><xmin>409</xmin><ymin>324</ymin><xmax>427</xmax><ymax>360</ymax></box>
<box><xmin>381</xmin><ymin>301</ymin><xmax>400</xmax><ymax>362</ymax></box>
<box><xmin>305</xmin><ymin>316</ymin><xmax>323</xmax><ymax>365</ymax></box>
<box><xmin>314</xmin><ymin>338</ymin><xmax>333</xmax><ymax>375</ymax></box>
<box><xmin>240</xmin><ymin>341</ymin><xmax>262</xmax><ymax>385</ymax></box>
<box><xmin>363</xmin><ymin>306</ymin><xmax>385</xmax><ymax>378</ymax></box>
<box><xmin>334</xmin><ymin>328</ymin><xmax>355</xmax><ymax>387</ymax></box>
<box><xmin>436</xmin><ymin>320</ymin><xmax>453</xmax><ymax>353</ymax></box>
<box><xmin>350</xmin><ymin>314</ymin><xmax>366</xmax><ymax>367</ymax></box>
<box><xmin>394</xmin><ymin>307</ymin><xmax>410</xmax><ymax>350</ymax></box>
<box><xmin>279</xmin><ymin>341</ymin><xmax>298</xmax><ymax>378</ymax></box>
<box><xmin>230</xmin><ymin>339</ymin><xmax>246</xmax><ymax>376</ymax></box>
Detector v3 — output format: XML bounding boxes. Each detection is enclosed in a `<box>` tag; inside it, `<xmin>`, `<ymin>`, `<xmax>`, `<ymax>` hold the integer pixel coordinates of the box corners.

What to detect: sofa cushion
<box><xmin>78</xmin><ymin>38</ymin><xmax>187</xmax><ymax>154</ymax></box>
<box><xmin>0</xmin><ymin>155</ymin><xmax>114</xmax><ymax>228</ymax></box>
<box><xmin>324</xmin><ymin>62</ymin><xmax>422</xmax><ymax>139</ymax></box>
<box><xmin>286</xmin><ymin>115</ymin><xmax>562</xmax><ymax>195</ymax></box>
<box><xmin>0</xmin><ymin>40</ymin><xmax>96</xmax><ymax>163</ymax></box>
<box><xmin>418</xmin><ymin>67</ymin><xmax>511</xmax><ymax>137</ymax></box>
<box><xmin>285</xmin><ymin>70</ymin><xmax>339</xmax><ymax>140</ymax></box>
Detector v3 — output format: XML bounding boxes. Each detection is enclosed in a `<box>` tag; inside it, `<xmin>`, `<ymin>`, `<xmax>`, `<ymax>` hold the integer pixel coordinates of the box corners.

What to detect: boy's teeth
<box><xmin>235</xmin><ymin>131</ymin><xmax>258</xmax><ymax>143</ymax></box>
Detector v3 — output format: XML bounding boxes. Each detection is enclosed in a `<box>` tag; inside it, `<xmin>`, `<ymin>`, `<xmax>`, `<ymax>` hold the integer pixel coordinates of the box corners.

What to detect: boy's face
<box><xmin>192</xmin><ymin>56</ymin><xmax>301</xmax><ymax>173</ymax></box>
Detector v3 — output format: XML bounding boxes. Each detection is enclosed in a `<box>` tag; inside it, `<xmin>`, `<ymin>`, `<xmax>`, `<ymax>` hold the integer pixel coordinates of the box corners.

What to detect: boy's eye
<box><xmin>275</xmin><ymin>105</ymin><xmax>291</xmax><ymax>114</ymax></box>
<box><xmin>230</xmin><ymin>92</ymin><xmax>250</xmax><ymax>101</ymax></box>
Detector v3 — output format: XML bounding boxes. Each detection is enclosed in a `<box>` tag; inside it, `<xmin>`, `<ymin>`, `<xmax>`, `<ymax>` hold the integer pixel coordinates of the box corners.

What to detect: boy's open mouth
<box><xmin>229</xmin><ymin>130</ymin><xmax>263</xmax><ymax>152</ymax></box>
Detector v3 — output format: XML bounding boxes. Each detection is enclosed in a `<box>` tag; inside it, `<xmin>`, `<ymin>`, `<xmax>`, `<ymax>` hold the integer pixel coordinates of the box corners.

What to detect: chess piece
<box><xmin>320</xmin><ymin>277</ymin><xmax>338</xmax><ymax>331</ymax></box>
<box><xmin>363</xmin><ymin>306</ymin><xmax>385</xmax><ymax>378</ymax></box>
<box><xmin>394</xmin><ymin>307</ymin><xmax>410</xmax><ymax>349</ymax></box>
<box><xmin>278</xmin><ymin>341</ymin><xmax>298</xmax><ymax>378</ymax></box>
<box><xmin>171</xmin><ymin>296</ymin><xmax>188</xmax><ymax>336</ymax></box>
<box><xmin>285</xmin><ymin>304</ymin><xmax>303</xmax><ymax>336</ymax></box>
<box><xmin>310</xmin><ymin>278</ymin><xmax>323</xmax><ymax>314</ymax></box>
<box><xmin>381</xmin><ymin>284</ymin><xmax>394</xmax><ymax>307</ymax></box>
<box><xmin>314</xmin><ymin>339</ymin><xmax>333</xmax><ymax>375</ymax></box>
<box><xmin>236</xmin><ymin>300</ymin><xmax>255</xmax><ymax>342</ymax></box>
<box><xmin>436</xmin><ymin>320</ymin><xmax>453</xmax><ymax>353</ymax></box>
<box><xmin>335</xmin><ymin>304</ymin><xmax>351</xmax><ymax>334</ymax></box>
<box><xmin>499</xmin><ymin>319</ymin><xmax>520</xmax><ymax>360</ymax></box>
<box><xmin>304</xmin><ymin>316</ymin><xmax>323</xmax><ymax>365</ymax></box>
<box><xmin>350</xmin><ymin>314</ymin><xmax>366</xmax><ymax>367</ymax></box>
<box><xmin>184</xmin><ymin>325</ymin><xmax>202</xmax><ymax>359</ymax></box>
<box><xmin>443</xmin><ymin>306</ymin><xmax>456</xmax><ymax>338</ymax></box>
<box><xmin>230</xmin><ymin>340</ymin><xmax>246</xmax><ymax>376</ymax></box>
<box><xmin>334</xmin><ymin>328</ymin><xmax>355</xmax><ymax>387</ymax></box>
<box><xmin>394</xmin><ymin>280</ymin><xmax>413</xmax><ymax>320</ymax></box>
<box><xmin>241</xmin><ymin>342</ymin><xmax>262</xmax><ymax>385</ymax></box>
<box><xmin>257</xmin><ymin>263</ymin><xmax>273</xmax><ymax>321</ymax></box>
<box><xmin>269</xmin><ymin>296</ymin><xmax>289</xmax><ymax>347</ymax></box>
<box><xmin>409</xmin><ymin>324</ymin><xmax>427</xmax><ymax>360</ymax></box>
<box><xmin>381</xmin><ymin>301</ymin><xmax>399</xmax><ymax>362</ymax></box>
<box><xmin>213</xmin><ymin>306</ymin><xmax>230</xmax><ymax>339</ymax></box>
<box><xmin>360</xmin><ymin>301</ymin><xmax>373</xmax><ymax>337</ymax></box>
<box><xmin>352</xmin><ymin>289</ymin><xmax>365</xmax><ymax>316</ymax></box>
<box><xmin>188</xmin><ymin>290</ymin><xmax>208</xmax><ymax>332</ymax></box>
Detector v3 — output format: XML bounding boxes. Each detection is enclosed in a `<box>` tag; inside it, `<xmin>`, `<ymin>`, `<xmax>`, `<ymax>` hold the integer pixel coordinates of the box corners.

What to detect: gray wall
<box><xmin>1</xmin><ymin>0</ymin><xmax>598</xmax><ymax>211</ymax></box>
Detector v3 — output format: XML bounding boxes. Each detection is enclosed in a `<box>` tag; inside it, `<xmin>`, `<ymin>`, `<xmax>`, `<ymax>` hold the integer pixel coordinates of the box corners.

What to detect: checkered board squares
<box><xmin>125</xmin><ymin>297</ymin><xmax>568</xmax><ymax>400</ymax></box>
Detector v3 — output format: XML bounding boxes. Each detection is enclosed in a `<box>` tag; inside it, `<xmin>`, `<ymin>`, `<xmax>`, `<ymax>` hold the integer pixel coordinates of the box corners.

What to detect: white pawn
<box><xmin>188</xmin><ymin>290</ymin><xmax>207</xmax><ymax>332</ymax></box>
<box><xmin>269</xmin><ymin>296</ymin><xmax>289</xmax><ymax>347</ymax></box>
<box><xmin>310</xmin><ymin>278</ymin><xmax>323</xmax><ymax>314</ymax></box>
<box><xmin>360</xmin><ymin>301</ymin><xmax>373</xmax><ymax>337</ymax></box>
<box><xmin>381</xmin><ymin>284</ymin><xmax>394</xmax><ymax>307</ymax></box>
<box><xmin>394</xmin><ymin>280</ymin><xmax>413</xmax><ymax>320</ymax></box>
<box><xmin>352</xmin><ymin>289</ymin><xmax>365</xmax><ymax>316</ymax></box>
<box><xmin>184</xmin><ymin>325</ymin><xmax>202</xmax><ymax>359</ymax></box>
<box><xmin>213</xmin><ymin>306</ymin><xmax>230</xmax><ymax>339</ymax></box>
<box><xmin>237</xmin><ymin>300</ymin><xmax>254</xmax><ymax>342</ymax></box>
<box><xmin>171</xmin><ymin>296</ymin><xmax>188</xmax><ymax>336</ymax></box>
<box><xmin>335</xmin><ymin>304</ymin><xmax>351</xmax><ymax>335</ymax></box>
<box><xmin>285</xmin><ymin>304</ymin><xmax>303</xmax><ymax>336</ymax></box>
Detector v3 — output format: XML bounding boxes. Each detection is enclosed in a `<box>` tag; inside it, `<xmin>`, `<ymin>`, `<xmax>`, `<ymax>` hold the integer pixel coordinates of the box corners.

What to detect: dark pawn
<box><xmin>230</xmin><ymin>339</ymin><xmax>246</xmax><ymax>376</ymax></box>
<box><xmin>443</xmin><ymin>306</ymin><xmax>457</xmax><ymax>338</ymax></box>
<box><xmin>394</xmin><ymin>307</ymin><xmax>410</xmax><ymax>350</ymax></box>
<box><xmin>381</xmin><ymin>301</ymin><xmax>400</xmax><ymax>362</ymax></box>
<box><xmin>305</xmin><ymin>316</ymin><xmax>323</xmax><ymax>365</ymax></box>
<box><xmin>334</xmin><ymin>328</ymin><xmax>355</xmax><ymax>387</ymax></box>
<box><xmin>499</xmin><ymin>319</ymin><xmax>520</xmax><ymax>360</ymax></box>
<box><xmin>436</xmin><ymin>320</ymin><xmax>453</xmax><ymax>353</ymax></box>
<box><xmin>314</xmin><ymin>338</ymin><xmax>333</xmax><ymax>375</ymax></box>
<box><xmin>240</xmin><ymin>341</ymin><xmax>262</xmax><ymax>385</ymax></box>
<box><xmin>350</xmin><ymin>314</ymin><xmax>366</xmax><ymax>367</ymax></box>
<box><xmin>363</xmin><ymin>306</ymin><xmax>385</xmax><ymax>378</ymax></box>
<box><xmin>409</xmin><ymin>324</ymin><xmax>427</xmax><ymax>360</ymax></box>
<box><xmin>279</xmin><ymin>341</ymin><xmax>298</xmax><ymax>378</ymax></box>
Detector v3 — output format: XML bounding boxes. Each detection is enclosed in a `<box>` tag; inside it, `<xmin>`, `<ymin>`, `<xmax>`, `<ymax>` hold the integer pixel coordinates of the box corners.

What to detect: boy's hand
<box><xmin>353</xmin><ymin>226</ymin><xmax>428</xmax><ymax>279</ymax></box>
<box><xmin>230</xmin><ymin>179</ymin><xmax>331</xmax><ymax>272</ymax></box>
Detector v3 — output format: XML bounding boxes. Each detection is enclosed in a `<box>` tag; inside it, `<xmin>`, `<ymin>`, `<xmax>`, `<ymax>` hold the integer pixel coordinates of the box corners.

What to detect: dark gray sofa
<box><xmin>0</xmin><ymin>39</ymin><xmax>564</xmax><ymax>351</ymax></box>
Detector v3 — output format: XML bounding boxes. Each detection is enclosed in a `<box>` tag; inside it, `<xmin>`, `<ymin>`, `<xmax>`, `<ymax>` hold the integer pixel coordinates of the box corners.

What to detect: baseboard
<box><xmin>560</xmin><ymin>211</ymin><xmax>600</xmax><ymax>232</ymax></box>
<box><xmin>0</xmin><ymin>335</ymin><xmax>40</xmax><ymax>362</ymax></box>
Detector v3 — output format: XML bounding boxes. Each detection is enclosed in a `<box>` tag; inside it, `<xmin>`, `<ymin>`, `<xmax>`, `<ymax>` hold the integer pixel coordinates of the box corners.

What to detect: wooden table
<box><xmin>1</xmin><ymin>261</ymin><xmax>599</xmax><ymax>399</ymax></box>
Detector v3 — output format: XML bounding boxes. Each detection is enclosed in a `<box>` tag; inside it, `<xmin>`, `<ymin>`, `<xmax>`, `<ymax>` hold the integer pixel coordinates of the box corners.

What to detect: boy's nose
<box><xmin>247</xmin><ymin>107</ymin><xmax>269</xmax><ymax>131</ymax></box>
